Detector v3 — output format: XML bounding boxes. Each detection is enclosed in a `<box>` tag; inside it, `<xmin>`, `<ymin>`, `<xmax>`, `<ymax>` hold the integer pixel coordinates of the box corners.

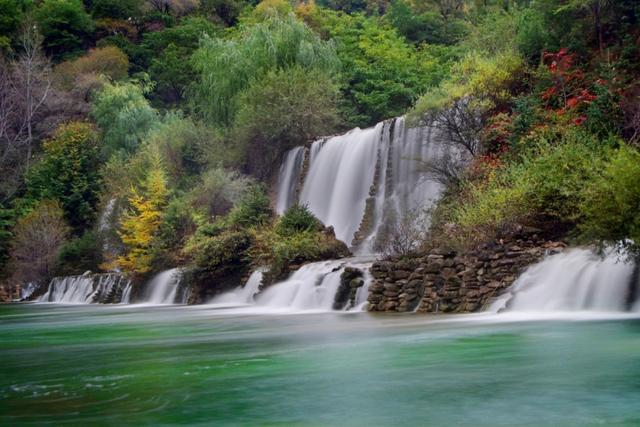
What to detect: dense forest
<box><xmin>1</xmin><ymin>0</ymin><xmax>639</xmax><ymax>298</ymax></box>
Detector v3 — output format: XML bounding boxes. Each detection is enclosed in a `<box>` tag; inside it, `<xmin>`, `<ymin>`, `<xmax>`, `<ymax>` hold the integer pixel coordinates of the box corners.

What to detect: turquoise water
<box><xmin>2</xmin><ymin>304</ymin><xmax>640</xmax><ymax>426</ymax></box>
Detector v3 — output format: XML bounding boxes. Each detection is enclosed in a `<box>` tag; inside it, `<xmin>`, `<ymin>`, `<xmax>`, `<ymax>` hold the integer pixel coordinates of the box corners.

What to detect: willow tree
<box><xmin>189</xmin><ymin>14</ymin><xmax>339</xmax><ymax>127</ymax></box>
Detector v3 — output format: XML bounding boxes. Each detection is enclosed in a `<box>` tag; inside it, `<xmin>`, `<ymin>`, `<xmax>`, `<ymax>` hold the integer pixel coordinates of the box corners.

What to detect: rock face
<box><xmin>367</xmin><ymin>232</ymin><xmax>566</xmax><ymax>313</ymax></box>
<box><xmin>333</xmin><ymin>267</ymin><xmax>365</xmax><ymax>310</ymax></box>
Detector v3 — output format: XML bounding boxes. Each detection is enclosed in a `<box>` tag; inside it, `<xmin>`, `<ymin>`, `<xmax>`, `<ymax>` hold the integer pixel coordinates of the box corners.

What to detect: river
<box><xmin>2</xmin><ymin>304</ymin><xmax>640</xmax><ymax>426</ymax></box>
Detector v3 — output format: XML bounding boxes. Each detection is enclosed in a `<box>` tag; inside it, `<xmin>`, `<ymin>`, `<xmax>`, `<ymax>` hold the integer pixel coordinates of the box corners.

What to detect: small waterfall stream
<box><xmin>38</xmin><ymin>274</ymin><xmax>132</xmax><ymax>304</ymax></box>
<box><xmin>143</xmin><ymin>268</ymin><xmax>187</xmax><ymax>305</ymax></box>
<box><xmin>209</xmin><ymin>259</ymin><xmax>373</xmax><ymax>313</ymax></box>
<box><xmin>491</xmin><ymin>249</ymin><xmax>639</xmax><ymax>313</ymax></box>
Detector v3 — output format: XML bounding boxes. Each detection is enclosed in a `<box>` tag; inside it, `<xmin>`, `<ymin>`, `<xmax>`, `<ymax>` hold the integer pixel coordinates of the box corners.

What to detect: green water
<box><xmin>1</xmin><ymin>305</ymin><xmax>640</xmax><ymax>426</ymax></box>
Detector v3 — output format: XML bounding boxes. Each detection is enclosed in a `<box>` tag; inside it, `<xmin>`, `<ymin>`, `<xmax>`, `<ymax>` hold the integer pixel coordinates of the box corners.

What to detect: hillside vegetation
<box><xmin>0</xmin><ymin>0</ymin><xmax>639</xmax><ymax>294</ymax></box>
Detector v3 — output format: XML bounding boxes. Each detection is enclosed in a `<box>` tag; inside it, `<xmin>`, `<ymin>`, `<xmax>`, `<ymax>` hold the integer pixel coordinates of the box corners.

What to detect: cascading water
<box><xmin>208</xmin><ymin>259</ymin><xmax>373</xmax><ymax>313</ymax></box>
<box><xmin>275</xmin><ymin>147</ymin><xmax>306</xmax><ymax>214</ymax></box>
<box><xmin>38</xmin><ymin>273</ymin><xmax>132</xmax><ymax>304</ymax></box>
<box><xmin>267</xmin><ymin>117</ymin><xmax>449</xmax><ymax>312</ymax></box>
<box><xmin>491</xmin><ymin>248</ymin><xmax>639</xmax><ymax>313</ymax></box>
<box><xmin>278</xmin><ymin>117</ymin><xmax>449</xmax><ymax>252</ymax></box>
<box><xmin>143</xmin><ymin>268</ymin><xmax>187</xmax><ymax>305</ymax></box>
<box><xmin>209</xmin><ymin>269</ymin><xmax>265</xmax><ymax>307</ymax></box>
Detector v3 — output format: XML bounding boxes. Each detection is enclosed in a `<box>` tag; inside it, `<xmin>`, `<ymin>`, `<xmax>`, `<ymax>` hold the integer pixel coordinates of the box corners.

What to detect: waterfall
<box><xmin>209</xmin><ymin>269</ymin><xmax>265</xmax><ymax>306</ymax></box>
<box><xmin>275</xmin><ymin>147</ymin><xmax>306</xmax><ymax>214</ymax></box>
<box><xmin>38</xmin><ymin>273</ymin><xmax>132</xmax><ymax>304</ymax></box>
<box><xmin>257</xmin><ymin>261</ymin><xmax>345</xmax><ymax>311</ymax></box>
<box><xmin>207</xmin><ymin>259</ymin><xmax>372</xmax><ymax>313</ymax></box>
<box><xmin>278</xmin><ymin>117</ymin><xmax>449</xmax><ymax>252</ymax></box>
<box><xmin>142</xmin><ymin>268</ymin><xmax>188</xmax><ymax>304</ymax></box>
<box><xmin>492</xmin><ymin>249</ymin><xmax>639</xmax><ymax>313</ymax></box>
<box><xmin>20</xmin><ymin>282</ymin><xmax>39</xmax><ymax>300</ymax></box>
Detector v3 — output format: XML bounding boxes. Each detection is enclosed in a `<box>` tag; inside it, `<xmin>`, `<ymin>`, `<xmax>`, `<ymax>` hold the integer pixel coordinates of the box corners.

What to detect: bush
<box><xmin>55</xmin><ymin>231</ymin><xmax>103</xmax><ymax>276</ymax></box>
<box><xmin>226</xmin><ymin>185</ymin><xmax>273</xmax><ymax>229</ymax></box>
<box><xmin>54</xmin><ymin>46</ymin><xmax>129</xmax><ymax>93</ymax></box>
<box><xmin>184</xmin><ymin>228</ymin><xmax>251</xmax><ymax>271</ymax></box>
<box><xmin>9</xmin><ymin>200</ymin><xmax>69</xmax><ymax>285</ymax></box>
<box><xmin>452</xmin><ymin>130</ymin><xmax>607</xmax><ymax>245</ymax></box>
<box><xmin>190</xmin><ymin>167</ymin><xmax>254</xmax><ymax>218</ymax></box>
<box><xmin>275</xmin><ymin>204</ymin><xmax>322</xmax><ymax>236</ymax></box>
<box><xmin>579</xmin><ymin>144</ymin><xmax>640</xmax><ymax>256</ymax></box>
<box><xmin>91</xmin><ymin>80</ymin><xmax>160</xmax><ymax>157</ymax></box>
<box><xmin>232</xmin><ymin>66</ymin><xmax>339</xmax><ymax>179</ymax></box>
<box><xmin>26</xmin><ymin>122</ymin><xmax>102</xmax><ymax>234</ymax></box>
<box><xmin>35</xmin><ymin>0</ymin><xmax>94</xmax><ymax>61</ymax></box>
<box><xmin>153</xmin><ymin>196</ymin><xmax>197</xmax><ymax>266</ymax></box>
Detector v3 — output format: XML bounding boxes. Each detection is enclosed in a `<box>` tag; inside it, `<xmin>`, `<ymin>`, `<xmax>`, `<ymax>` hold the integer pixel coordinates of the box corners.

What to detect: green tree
<box><xmin>579</xmin><ymin>144</ymin><xmax>640</xmax><ymax>257</ymax></box>
<box><xmin>144</xmin><ymin>17</ymin><xmax>220</xmax><ymax>105</ymax></box>
<box><xmin>304</xmin><ymin>7</ymin><xmax>453</xmax><ymax>127</ymax></box>
<box><xmin>190</xmin><ymin>14</ymin><xmax>339</xmax><ymax>126</ymax></box>
<box><xmin>0</xmin><ymin>0</ymin><xmax>28</xmax><ymax>49</ymax></box>
<box><xmin>35</xmin><ymin>0</ymin><xmax>94</xmax><ymax>61</ymax></box>
<box><xmin>233</xmin><ymin>66</ymin><xmax>339</xmax><ymax>178</ymax></box>
<box><xmin>91</xmin><ymin>0</ymin><xmax>143</xmax><ymax>20</ymax></box>
<box><xmin>26</xmin><ymin>122</ymin><xmax>101</xmax><ymax>234</ymax></box>
<box><xmin>91</xmin><ymin>80</ymin><xmax>160</xmax><ymax>158</ymax></box>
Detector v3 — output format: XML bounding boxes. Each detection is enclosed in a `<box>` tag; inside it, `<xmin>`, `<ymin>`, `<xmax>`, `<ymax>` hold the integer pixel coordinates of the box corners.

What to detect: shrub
<box><xmin>54</xmin><ymin>46</ymin><xmax>129</xmax><ymax>92</ymax></box>
<box><xmin>232</xmin><ymin>66</ymin><xmax>339</xmax><ymax>179</ymax></box>
<box><xmin>153</xmin><ymin>196</ymin><xmax>198</xmax><ymax>266</ymax></box>
<box><xmin>226</xmin><ymin>185</ymin><xmax>273</xmax><ymax>229</ymax></box>
<box><xmin>184</xmin><ymin>228</ymin><xmax>251</xmax><ymax>271</ymax></box>
<box><xmin>91</xmin><ymin>80</ymin><xmax>160</xmax><ymax>157</ymax></box>
<box><xmin>55</xmin><ymin>231</ymin><xmax>103</xmax><ymax>276</ymax></box>
<box><xmin>9</xmin><ymin>200</ymin><xmax>69</xmax><ymax>285</ymax></box>
<box><xmin>579</xmin><ymin>144</ymin><xmax>640</xmax><ymax>256</ymax></box>
<box><xmin>275</xmin><ymin>204</ymin><xmax>322</xmax><ymax>236</ymax></box>
<box><xmin>250</xmin><ymin>227</ymin><xmax>321</xmax><ymax>276</ymax></box>
<box><xmin>190</xmin><ymin>167</ymin><xmax>254</xmax><ymax>218</ymax></box>
<box><xmin>452</xmin><ymin>130</ymin><xmax>607</xmax><ymax>245</ymax></box>
<box><xmin>26</xmin><ymin>122</ymin><xmax>101</xmax><ymax>234</ymax></box>
<box><xmin>381</xmin><ymin>209</ymin><xmax>428</xmax><ymax>258</ymax></box>
<box><xmin>35</xmin><ymin>0</ymin><xmax>94</xmax><ymax>61</ymax></box>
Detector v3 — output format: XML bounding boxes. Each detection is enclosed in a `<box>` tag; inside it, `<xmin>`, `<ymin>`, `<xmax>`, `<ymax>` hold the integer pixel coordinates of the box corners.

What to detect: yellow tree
<box><xmin>115</xmin><ymin>154</ymin><xmax>168</xmax><ymax>274</ymax></box>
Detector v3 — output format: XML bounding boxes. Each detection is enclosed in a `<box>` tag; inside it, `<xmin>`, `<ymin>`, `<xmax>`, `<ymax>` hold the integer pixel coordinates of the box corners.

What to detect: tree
<box><xmin>579</xmin><ymin>144</ymin><xmax>640</xmax><ymax>257</ymax></box>
<box><xmin>0</xmin><ymin>24</ymin><xmax>55</xmax><ymax>203</ymax></box>
<box><xmin>557</xmin><ymin>0</ymin><xmax>611</xmax><ymax>54</ymax></box>
<box><xmin>9</xmin><ymin>200</ymin><xmax>69</xmax><ymax>285</ymax></box>
<box><xmin>143</xmin><ymin>16</ymin><xmax>220</xmax><ymax>105</ymax></box>
<box><xmin>91</xmin><ymin>80</ymin><xmax>160</xmax><ymax>157</ymax></box>
<box><xmin>35</xmin><ymin>0</ymin><xmax>95</xmax><ymax>61</ymax></box>
<box><xmin>0</xmin><ymin>0</ymin><xmax>27</xmax><ymax>48</ymax></box>
<box><xmin>190</xmin><ymin>14</ymin><xmax>339</xmax><ymax>126</ymax></box>
<box><xmin>145</xmin><ymin>0</ymin><xmax>200</xmax><ymax>16</ymax></box>
<box><xmin>54</xmin><ymin>46</ymin><xmax>129</xmax><ymax>96</ymax></box>
<box><xmin>300</xmin><ymin>6</ymin><xmax>452</xmax><ymax>127</ymax></box>
<box><xmin>91</xmin><ymin>0</ymin><xmax>143</xmax><ymax>20</ymax></box>
<box><xmin>26</xmin><ymin>122</ymin><xmax>101</xmax><ymax>234</ymax></box>
<box><xmin>113</xmin><ymin>152</ymin><xmax>168</xmax><ymax>273</ymax></box>
<box><xmin>232</xmin><ymin>66</ymin><xmax>339</xmax><ymax>179</ymax></box>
